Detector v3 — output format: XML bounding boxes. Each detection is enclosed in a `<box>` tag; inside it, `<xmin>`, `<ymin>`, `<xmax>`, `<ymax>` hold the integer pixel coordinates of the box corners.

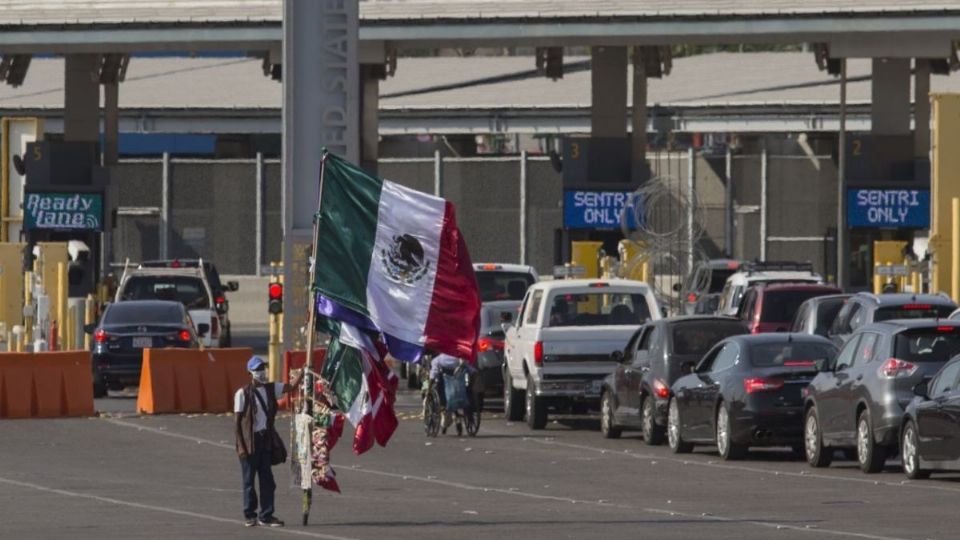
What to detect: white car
<box><xmin>717</xmin><ymin>262</ymin><xmax>823</xmax><ymax>317</ymax></box>
<box><xmin>115</xmin><ymin>267</ymin><xmax>220</xmax><ymax>347</ymax></box>
<box><xmin>473</xmin><ymin>262</ymin><xmax>538</xmax><ymax>302</ymax></box>
<box><xmin>503</xmin><ymin>279</ymin><xmax>662</xmax><ymax>429</ymax></box>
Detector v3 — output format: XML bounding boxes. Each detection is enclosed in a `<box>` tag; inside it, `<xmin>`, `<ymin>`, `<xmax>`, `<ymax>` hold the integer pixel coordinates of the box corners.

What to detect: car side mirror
<box><xmin>83</xmin><ymin>323</ymin><xmax>97</xmax><ymax>334</ymax></box>
<box><xmin>196</xmin><ymin>323</ymin><xmax>210</xmax><ymax>337</ymax></box>
<box><xmin>681</xmin><ymin>361</ymin><xmax>696</xmax><ymax>375</ymax></box>
<box><xmin>500</xmin><ymin>312</ymin><xmax>513</xmax><ymax>324</ymax></box>
<box><xmin>227</xmin><ymin>281</ymin><xmax>240</xmax><ymax>292</ymax></box>
<box><xmin>913</xmin><ymin>380</ymin><xmax>929</xmax><ymax>399</ymax></box>
<box><xmin>610</xmin><ymin>350</ymin><xmax>625</xmax><ymax>363</ymax></box>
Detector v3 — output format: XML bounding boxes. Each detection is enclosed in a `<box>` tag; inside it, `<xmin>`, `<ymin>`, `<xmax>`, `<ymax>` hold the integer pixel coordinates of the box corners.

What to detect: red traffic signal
<box><xmin>268</xmin><ymin>282</ymin><xmax>283</xmax><ymax>314</ymax></box>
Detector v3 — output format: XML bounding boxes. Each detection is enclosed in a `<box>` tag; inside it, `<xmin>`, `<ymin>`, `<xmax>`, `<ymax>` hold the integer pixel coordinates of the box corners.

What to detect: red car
<box><xmin>736</xmin><ymin>283</ymin><xmax>842</xmax><ymax>334</ymax></box>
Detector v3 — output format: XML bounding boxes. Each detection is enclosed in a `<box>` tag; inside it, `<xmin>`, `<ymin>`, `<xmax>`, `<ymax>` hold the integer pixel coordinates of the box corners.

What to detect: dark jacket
<box><xmin>235</xmin><ymin>383</ymin><xmax>278</xmax><ymax>459</ymax></box>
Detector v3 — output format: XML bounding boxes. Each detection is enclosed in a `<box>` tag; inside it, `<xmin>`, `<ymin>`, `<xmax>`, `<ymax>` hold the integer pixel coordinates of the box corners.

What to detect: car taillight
<box><xmin>653</xmin><ymin>378</ymin><xmax>670</xmax><ymax>399</ymax></box>
<box><xmin>215</xmin><ymin>295</ymin><xmax>226</xmax><ymax>305</ymax></box>
<box><xmin>478</xmin><ymin>337</ymin><xmax>504</xmax><ymax>353</ymax></box>
<box><xmin>94</xmin><ymin>329</ymin><xmax>108</xmax><ymax>344</ymax></box>
<box><xmin>879</xmin><ymin>358</ymin><xmax>917</xmax><ymax>378</ymax></box>
<box><xmin>903</xmin><ymin>304</ymin><xmax>932</xmax><ymax>310</ymax></box>
<box><xmin>179</xmin><ymin>329</ymin><xmax>192</xmax><ymax>342</ymax></box>
<box><xmin>687</xmin><ymin>293</ymin><xmax>698</xmax><ymax>303</ymax></box>
<box><xmin>744</xmin><ymin>377</ymin><xmax>784</xmax><ymax>394</ymax></box>
<box><xmin>534</xmin><ymin>341</ymin><xmax>543</xmax><ymax>366</ymax></box>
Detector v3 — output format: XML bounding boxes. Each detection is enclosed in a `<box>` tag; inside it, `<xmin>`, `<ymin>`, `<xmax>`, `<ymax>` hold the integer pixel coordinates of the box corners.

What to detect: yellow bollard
<box><xmin>912</xmin><ymin>271</ymin><xmax>922</xmax><ymax>295</ymax></box>
<box><xmin>953</xmin><ymin>198</ymin><xmax>960</xmax><ymax>302</ymax></box>
<box><xmin>66</xmin><ymin>305</ymin><xmax>76</xmax><ymax>351</ymax></box>
<box><xmin>84</xmin><ymin>295</ymin><xmax>95</xmax><ymax>350</ymax></box>
<box><xmin>873</xmin><ymin>264</ymin><xmax>883</xmax><ymax>294</ymax></box>
<box><xmin>23</xmin><ymin>270</ymin><xmax>33</xmax><ymax>345</ymax></box>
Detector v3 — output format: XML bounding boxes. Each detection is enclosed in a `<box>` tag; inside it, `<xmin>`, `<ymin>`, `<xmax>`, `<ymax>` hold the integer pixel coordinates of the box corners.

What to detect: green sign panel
<box><xmin>23</xmin><ymin>192</ymin><xmax>103</xmax><ymax>231</ymax></box>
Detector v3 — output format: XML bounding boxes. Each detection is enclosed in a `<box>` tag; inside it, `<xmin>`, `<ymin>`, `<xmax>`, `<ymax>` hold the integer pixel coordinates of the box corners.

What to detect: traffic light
<box><xmin>268</xmin><ymin>282</ymin><xmax>283</xmax><ymax>314</ymax></box>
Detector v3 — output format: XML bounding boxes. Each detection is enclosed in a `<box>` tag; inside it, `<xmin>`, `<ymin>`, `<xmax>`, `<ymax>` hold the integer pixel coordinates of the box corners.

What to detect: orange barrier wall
<box><xmin>136</xmin><ymin>348</ymin><xmax>253</xmax><ymax>414</ymax></box>
<box><xmin>279</xmin><ymin>349</ymin><xmax>326</xmax><ymax>410</ymax></box>
<box><xmin>0</xmin><ymin>351</ymin><xmax>95</xmax><ymax>419</ymax></box>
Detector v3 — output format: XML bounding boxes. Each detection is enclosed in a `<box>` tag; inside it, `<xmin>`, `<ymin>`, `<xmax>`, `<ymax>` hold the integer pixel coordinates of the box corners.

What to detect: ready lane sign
<box><xmin>847</xmin><ymin>189</ymin><xmax>929</xmax><ymax>228</ymax></box>
<box><xmin>564</xmin><ymin>190</ymin><xmax>638</xmax><ymax>229</ymax></box>
<box><xmin>23</xmin><ymin>192</ymin><xmax>103</xmax><ymax>231</ymax></box>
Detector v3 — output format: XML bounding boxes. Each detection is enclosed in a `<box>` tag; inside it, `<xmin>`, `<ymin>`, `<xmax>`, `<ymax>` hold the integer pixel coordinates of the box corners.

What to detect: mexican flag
<box><xmin>314</xmin><ymin>152</ymin><xmax>481</xmax><ymax>362</ymax></box>
<box><xmin>321</xmin><ymin>320</ymin><xmax>399</xmax><ymax>455</ymax></box>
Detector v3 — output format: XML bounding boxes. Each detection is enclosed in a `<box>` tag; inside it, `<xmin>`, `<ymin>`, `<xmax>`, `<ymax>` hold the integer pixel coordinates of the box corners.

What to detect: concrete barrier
<box><xmin>136</xmin><ymin>348</ymin><xmax>253</xmax><ymax>414</ymax></box>
<box><xmin>0</xmin><ymin>351</ymin><xmax>94</xmax><ymax>418</ymax></box>
<box><xmin>279</xmin><ymin>349</ymin><xmax>326</xmax><ymax>410</ymax></box>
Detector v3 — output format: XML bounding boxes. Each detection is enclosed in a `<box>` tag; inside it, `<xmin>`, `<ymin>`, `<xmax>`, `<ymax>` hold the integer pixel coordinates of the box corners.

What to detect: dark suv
<box><xmin>737</xmin><ymin>283</ymin><xmax>841</xmax><ymax>334</ymax></box>
<box><xmin>826</xmin><ymin>293</ymin><xmax>957</xmax><ymax>346</ymax></box>
<box><xmin>600</xmin><ymin>316</ymin><xmax>747</xmax><ymax>444</ymax></box>
<box><xmin>803</xmin><ymin>320</ymin><xmax>960</xmax><ymax>473</ymax></box>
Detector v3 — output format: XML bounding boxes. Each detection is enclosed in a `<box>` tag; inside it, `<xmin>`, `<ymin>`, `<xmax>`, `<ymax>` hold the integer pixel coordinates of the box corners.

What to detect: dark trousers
<box><xmin>240</xmin><ymin>432</ymin><xmax>275</xmax><ymax>520</ymax></box>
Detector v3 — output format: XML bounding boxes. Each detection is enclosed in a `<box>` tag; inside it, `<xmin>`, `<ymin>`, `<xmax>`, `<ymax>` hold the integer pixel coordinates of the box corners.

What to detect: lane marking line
<box><xmin>105</xmin><ymin>418</ymin><xmax>906</xmax><ymax>540</ymax></box>
<box><xmin>0</xmin><ymin>476</ymin><xmax>359</xmax><ymax>540</ymax></box>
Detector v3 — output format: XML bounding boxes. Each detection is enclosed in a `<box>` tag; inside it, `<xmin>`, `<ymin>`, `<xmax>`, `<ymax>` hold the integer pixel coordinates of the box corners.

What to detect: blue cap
<box><xmin>247</xmin><ymin>356</ymin><xmax>267</xmax><ymax>372</ymax></box>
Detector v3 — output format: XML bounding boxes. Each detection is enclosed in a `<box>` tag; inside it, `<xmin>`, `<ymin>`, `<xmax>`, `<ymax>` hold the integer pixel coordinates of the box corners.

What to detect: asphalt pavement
<box><xmin>3</xmin><ymin>388</ymin><xmax>960</xmax><ymax>540</ymax></box>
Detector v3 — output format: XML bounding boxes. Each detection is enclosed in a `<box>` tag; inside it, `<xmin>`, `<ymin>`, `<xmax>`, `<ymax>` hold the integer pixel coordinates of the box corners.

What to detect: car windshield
<box><xmin>749</xmin><ymin>342</ymin><xmax>837</xmax><ymax>367</ymax></box>
<box><xmin>476</xmin><ymin>271</ymin><xmax>535</xmax><ymax>302</ymax></box>
<box><xmin>708</xmin><ymin>269</ymin><xmax>737</xmax><ymax>293</ymax></box>
<box><xmin>121</xmin><ymin>276</ymin><xmax>210</xmax><ymax>309</ymax></box>
<box><xmin>761</xmin><ymin>290</ymin><xmax>835</xmax><ymax>322</ymax></box>
<box><xmin>481</xmin><ymin>304</ymin><xmax>519</xmax><ymax>333</ymax></box>
<box><xmin>673</xmin><ymin>322</ymin><xmax>745</xmax><ymax>355</ymax></box>
<box><xmin>103</xmin><ymin>303</ymin><xmax>183</xmax><ymax>325</ymax></box>
<box><xmin>875</xmin><ymin>304</ymin><xmax>955</xmax><ymax>322</ymax></box>
<box><xmin>815</xmin><ymin>299</ymin><xmax>847</xmax><ymax>335</ymax></box>
<box><xmin>895</xmin><ymin>329</ymin><xmax>960</xmax><ymax>363</ymax></box>
<box><xmin>547</xmin><ymin>292</ymin><xmax>651</xmax><ymax>327</ymax></box>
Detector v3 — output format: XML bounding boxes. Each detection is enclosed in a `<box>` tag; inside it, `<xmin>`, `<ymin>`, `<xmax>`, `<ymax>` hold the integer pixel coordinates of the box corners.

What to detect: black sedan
<box><xmin>88</xmin><ymin>300</ymin><xmax>207</xmax><ymax>397</ymax></box>
<box><xmin>900</xmin><ymin>355</ymin><xmax>960</xmax><ymax>479</ymax></box>
<box><xmin>600</xmin><ymin>316</ymin><xmax>747</xmax><ymax>444</ymax></box>
<box><xmin>667</xmin><ymin>334</ymin><xmax>838</xmax><ymax>460</ymax></box>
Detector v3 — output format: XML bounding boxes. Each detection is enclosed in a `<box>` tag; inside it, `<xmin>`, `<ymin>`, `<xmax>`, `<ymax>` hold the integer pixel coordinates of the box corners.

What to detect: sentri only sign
<box><xmin>847</xmin><ymin>189</ymin><xmax>930</xmax><ymax>228</ymax></box>
<box><xmin>23</xmin><ymin>192</ymin><xmax>103</xmax><ymax>231</ymax></box>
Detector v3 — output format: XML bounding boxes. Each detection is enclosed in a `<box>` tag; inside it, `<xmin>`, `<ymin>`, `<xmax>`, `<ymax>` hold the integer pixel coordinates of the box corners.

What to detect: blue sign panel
<box><xmin>847</xmin><ymin>189</ymin><xmax>930</xmax><ymax>228</ymax></box>
<box><xmin>564</xmin><ymin>190</ymin><xmax>636</xmax><ymax>229</ymax></box>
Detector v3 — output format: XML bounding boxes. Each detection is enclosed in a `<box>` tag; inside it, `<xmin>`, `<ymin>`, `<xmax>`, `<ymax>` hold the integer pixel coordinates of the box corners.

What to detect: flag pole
<box><xmin>298</xmin><ymin>149</ymin><xmax>329</xmax><ymax>526</ymax></box>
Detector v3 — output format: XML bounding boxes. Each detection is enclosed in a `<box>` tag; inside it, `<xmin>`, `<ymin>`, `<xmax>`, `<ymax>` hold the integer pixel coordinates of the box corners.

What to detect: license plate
<box><xmin>132</xmin><ymin>337</ymin><xmax>153</xmax><ymax>348</ymax></box>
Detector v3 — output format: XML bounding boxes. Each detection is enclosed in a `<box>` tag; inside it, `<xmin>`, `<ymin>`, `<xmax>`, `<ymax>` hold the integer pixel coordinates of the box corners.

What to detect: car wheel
<box><xmin>641</xmin><ymin>396</ymin><xmax>665</xmax><ymax>446</ymax></box>
<box><xmin>857</xmin><ymin>410</ymin><xmax>887</xmax><ymax>474</ymax></box>
<box><xmin>716</xmin><ymin>402</ymin><xmax>746</xmax><ymax>460</ymax></box>
<box><xmin>504</xmin><ymin>369</ymin><xmax>524</xmax><ymax>422</ymax></box>
<box><xmin>901</xmin><ymin>420</ymin><xmax>930</xmax><ymax>480</ymax></box>
<box><xmin>525</xmin><ymin>377</ymin><xmax>547</xmax><ymax>430</ymax></box>
<box><xmin>667</xmin><ymin>398</ymin><xmax>693</xmax><ymax>454</ymax></box>
<box><xmin>805</xmin><ymin>407</ymin><xmax>832</xmax><ymax>468</ymax></box>
<box><xmin>600</xmin><ymin>391</ymin><xmax>621</xmax><ymax>439</ymax></box>
<box><xmin>93</xmin><ymin>377</ymin><xmax>107</xmax><ymax>399</ymax></box>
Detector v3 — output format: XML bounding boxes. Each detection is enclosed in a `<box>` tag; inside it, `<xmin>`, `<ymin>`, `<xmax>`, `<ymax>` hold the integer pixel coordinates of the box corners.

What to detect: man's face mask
<box><xmin>251</xmin><ymin>369</ymin><xmax>268</xmax><ymax>384</ymax></box>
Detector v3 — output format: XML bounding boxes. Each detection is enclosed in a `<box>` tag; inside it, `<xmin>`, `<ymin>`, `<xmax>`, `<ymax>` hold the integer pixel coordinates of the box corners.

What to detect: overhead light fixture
<box><xmin>536</xmin><ymin>47</ymin><xmax>564</xmax><ymax>80</ymax></box>
<box><xmin>0</xmin><ymin>54</ymin><xmax>32</xmax><ymax>87</ymax></box>
<box><xmin>98</xmin><ymin>53</ymin><xmax>129</xmax><ymax>84</ymax></box>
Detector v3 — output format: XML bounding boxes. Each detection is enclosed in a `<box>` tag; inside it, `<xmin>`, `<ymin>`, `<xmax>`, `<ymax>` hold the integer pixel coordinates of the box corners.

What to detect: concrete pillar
<box><xmin>914</xmin><ymin>59</ymin><xmax>931</xmax><ymax>159</ymax></box>
<box><xmin>360</xmin><ymin>65</ymin><xmax>379</xmax><ymax>175</ymax></box>
<box><xmin>591</xmin><ymin>47</ymin><xmax>627</xmax><ymax>138</ymax></box>
<box><xmin>631</xmin><ymin>47</ymin><xmax>649</xmax><ymax>183</ymax></box>
<box><xmin>871</xmin><ymin>58</ymin><xmax>911</xmax><ymax>135</ymax></box>
<box><xmin>102</xmin><ymin>82</ymin><xmax>119</xmax><ymax>164</ymax></box>
<box><xmin>64</xmin><ymin>54</ymin><xmax>100</xmax><ymax>143</ymax></box>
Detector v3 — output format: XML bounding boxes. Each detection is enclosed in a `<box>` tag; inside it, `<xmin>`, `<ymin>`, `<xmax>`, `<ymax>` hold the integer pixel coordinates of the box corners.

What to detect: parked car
<box><xmin>826</xmin><ymin>293</ymin><xmax>958</xmax><ymax>346</ymax></box>
<box><xmin>115</xmin><ymin>266</ymin><xmax>222</xmax><ymax>347</ymax></box>
<box><xmin>900</xmin><ymin>355</ymin><xmax>960</xmax><ymax>479</ymax></box>
<box><xmin>474</xmin><ymin>263</ymin><xmax>538</xmax><ymax>302</ymax></box>
<box><xmin>88</xmin><ymin>300</ymin><xmax>205</xmax><ymax>397</ymax></box>
<box><xmin>668</xmin><ymin>334</ymin><xmax>838</xmax><ymax>459</ymax></box>
<box><xmin>476</xmin><ymin>300</ymin><xmax>522</xmax><ymax>404</ymax></box>
<box><xmin>503</xmin><ymin>279</ymin><xmax>662</xmax><ymax>429</ymax></box>
<box><xmin>803</xmin><ymin>320</ymin><xmax>960</xmax><ymax>473</ymax></box>
<box><xmin>140</xmin><ymin>259</ymin><xmax>238</xmax><ymax>346</ymax></box>
<box><xmin>681</xmin><ymin>259</ymin><xmax>743</xmax><ymax>315</ymax></box>
<box><xmin>600</xmin><ymin>316</ymin><xmax>748</xmax><ymax>443</ymax></box>
<box><xmin>717</xmin><ymin>261</ymin><xmax>823</xmax><ymax>316</ymax></box>
<box><xmin>736</xmin><ymin>283</ymin><xmax>842</xmax><ymax>334</ymax></box>
<box><xmin>790</xmin><ymin>294</ymin><xmax>852</xmax><ymax>337</ymax></box>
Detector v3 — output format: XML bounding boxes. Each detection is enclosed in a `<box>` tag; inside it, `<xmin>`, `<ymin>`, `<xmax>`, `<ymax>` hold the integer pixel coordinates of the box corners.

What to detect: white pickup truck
<box><xmin>503</xmin><ymin>279</ymin><xmax>662</xmax><ymax>429</ymax></box>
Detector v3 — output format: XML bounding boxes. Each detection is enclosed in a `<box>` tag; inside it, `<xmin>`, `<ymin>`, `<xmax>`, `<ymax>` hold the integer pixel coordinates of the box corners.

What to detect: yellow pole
<box><xmin>57</xmin><ymin>262</ymin><xmax>66</xmax><ymax>350</ymax></box>
<box><xmin>66</xmin><ymin>305</ymin><xmax>76</xmax><ymax>351</ymax></box>
<box><xmin>873</xmin><ymin>263</ymin><xmax>883</xmax><ymax>294</ymax></box>
<box><xmin>912</xmin><ymin>271</ymin><xmax>922</xmax><ymax>295</ymax></box>
<box><xmin>23</xmin><ymin>270</ymin><xmax>33</xmax><ymax>345</ymax></box>
<box><xmin>84</xmin><ymin>295</ymin><xmax>95</xmax><ymax>350</ymax></box>
<box><xmin>268</xmin><ymin>262</ymin><xmax>279</xmax><ymax>381</ymax></box>
<box><xmin>953</xmin><ymin>198</ymin><xmax>960</xmax><ymax>302</ymax></box>
<box><xmin>641</xmin><ymin>261</ymin><xmax>649</xmax><ymax>285</ymax></box>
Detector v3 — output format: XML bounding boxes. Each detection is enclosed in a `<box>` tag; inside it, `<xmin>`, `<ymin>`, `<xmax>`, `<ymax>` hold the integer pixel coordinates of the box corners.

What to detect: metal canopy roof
<box><xmin>0</xmin><ymin>1</ymin><xmax>959</xmax><ymax>52</ymax></box>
